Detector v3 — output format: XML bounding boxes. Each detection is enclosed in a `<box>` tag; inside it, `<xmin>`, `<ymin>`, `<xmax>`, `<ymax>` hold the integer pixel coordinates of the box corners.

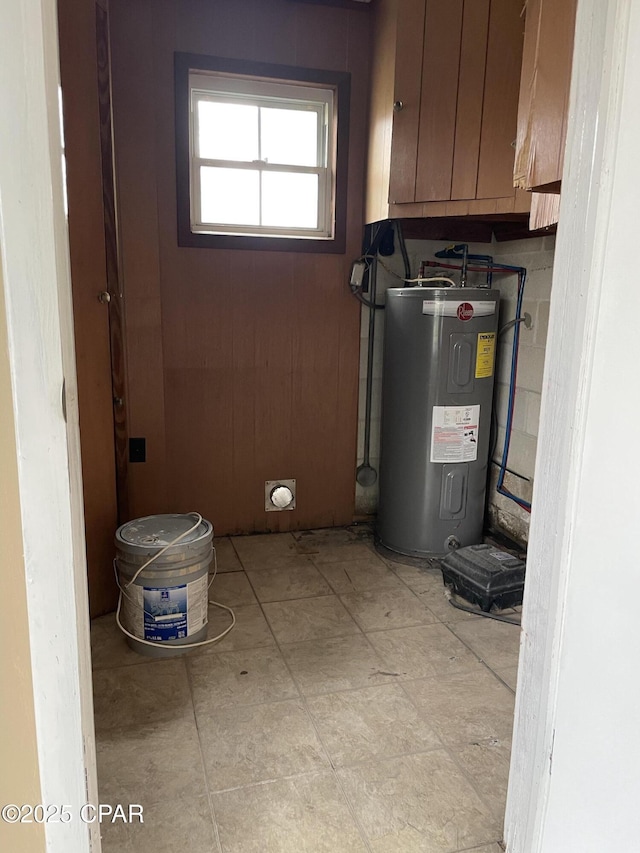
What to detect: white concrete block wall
<box><xmin>355</xmin><ymin>232</ymin><xmax>555</xmax><ymax>545</ymax></box>
<box><xmin>488</xmin><ymin>235</ymin><xmax>554</xmax><ymax>542</ymax></box>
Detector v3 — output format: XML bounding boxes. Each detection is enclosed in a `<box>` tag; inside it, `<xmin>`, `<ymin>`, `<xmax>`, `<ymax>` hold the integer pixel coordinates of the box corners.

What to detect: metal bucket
<box><xmin>115</xmin><ymin>513</ymin><xmax>213</xmax><ymax>658</ymax></box>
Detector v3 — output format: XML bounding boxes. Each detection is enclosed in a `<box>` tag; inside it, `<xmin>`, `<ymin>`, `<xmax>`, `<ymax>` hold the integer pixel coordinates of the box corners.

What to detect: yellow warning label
<box><xmin>475</xmin><ymin>332</ymin><xmax>496</xmax><ymax>378</ymax></box>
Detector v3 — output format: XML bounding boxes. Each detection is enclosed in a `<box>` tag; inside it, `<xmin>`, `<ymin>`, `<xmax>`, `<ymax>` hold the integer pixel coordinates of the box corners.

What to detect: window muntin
<box><xmin>189</xmin><ymin>72</ymin><xmax>335</xmax><ymax>239</ymax></box>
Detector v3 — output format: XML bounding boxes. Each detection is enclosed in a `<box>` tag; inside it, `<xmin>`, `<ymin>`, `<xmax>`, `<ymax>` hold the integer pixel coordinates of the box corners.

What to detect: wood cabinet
<box><xmin>513</xmin><ymin>0</ymin><xmax>577</xmax><ymax>229</ymax></box>
<box><xmin>366</xmin><ymin>0</ymin><xmax>529</xmax><ymax>224</ymax></box>
<box><xmin>514</xmin><ymin>0</ymin><xmax>577</xmax><ymax>194</ymax></box>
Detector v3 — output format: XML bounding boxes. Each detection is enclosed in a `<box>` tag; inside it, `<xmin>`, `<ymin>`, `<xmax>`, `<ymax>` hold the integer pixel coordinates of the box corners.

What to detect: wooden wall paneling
<box><xmin>388</xmin><ymin>0</ymin><xmax>426</xmax><ymax>205</ymax></box>
<box><xmin>476</xmin><ymin>0</ymin><xmax>524</xmax><ymax>199</ymax></box>
<box><xmin>347</xmin><ymin>7</ymin><xmax>371</xmax><ymax>240</ymax></box>
<box><xmin>294</xmin><ymin>2</ymin><xmax>349</xmax><ymax>70</ymax></box>
<box><xmin>96</xmin><ymin>3</ymin><xmax>128</xmax><ymax>524</ymax></box>
<box><xmin>57</xmin><ymin>0</ymin><xmax>119</xmax><ymax>616</ymax></box>
<box><xmin>333</xmin><ymin>273</ymin><xmax>361</xmax><ymax>525</ymax></box>
<box><xmin>163</xmin><ymin>364</ymin><xmax>235</xmax><ymax>525</ymax></box>
<box><xmin>290</xmin><ymin>255</ymin><xmax>345</xmax><ymax>529</ymax></box>
<box><xmin>230</xmin><ymin>252</ymin><xmax>261</xmax><ymax>533</ymax></box>
<box><xmin>450</xmin><ymin>0</ymin><xmax>490</xmax><ymax>200</ymax></box>
<box><xmin>109</xmin><ymin>0</ymin><xmax>367</xmax><ymax>534</ymax></box>
<box><xmin>365</xmin><ymin>0</ymin><xmax>397</xmax><ymax>222</ymax></box>
<box><xmin>110</xmin><ymin>0</ymin><xmax>168</xmax><ymax>519</ymax></box>
<box><xmin>415</xmin><ymin>0</ymin><xmax>464</xmax><ymax>202</ymax></box>
<box><xmin>249</xmin><ymin>253</ymin><xmax>296</xmax><ymax>532</ymax></box>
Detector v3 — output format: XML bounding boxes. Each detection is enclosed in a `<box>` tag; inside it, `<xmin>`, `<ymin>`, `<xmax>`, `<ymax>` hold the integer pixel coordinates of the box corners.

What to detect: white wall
<box><xmin>355</xmin><ymin>232</ymin><xmax>555</xmax><ymax>544</ymax></box>
<box><xmin>506</xmin><ymin>1</ymin><xmax>640</xmax><ymax>850</ymax></box>
<box><xmin>0</xmin><ymin>1</ymin><xmax>97</xmax><ymax>850</ymax></box>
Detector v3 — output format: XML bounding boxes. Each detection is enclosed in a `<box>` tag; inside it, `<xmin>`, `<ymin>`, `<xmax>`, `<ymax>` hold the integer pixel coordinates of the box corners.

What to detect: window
<box><xmin>175</xmin><ymin>54</ymin><xmax>350</xmax><ymax>252</ymax></box>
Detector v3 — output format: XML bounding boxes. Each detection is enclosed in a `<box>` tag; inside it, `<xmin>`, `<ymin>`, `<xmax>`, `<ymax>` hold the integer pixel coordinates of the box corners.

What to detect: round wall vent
<box><xmin>265</xmin><ymin>479</ymin><xmax>296</xmax><ymax>512</ymax></box>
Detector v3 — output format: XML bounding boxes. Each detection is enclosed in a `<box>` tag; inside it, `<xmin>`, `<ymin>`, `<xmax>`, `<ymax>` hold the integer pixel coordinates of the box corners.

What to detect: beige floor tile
<box><xmin>91</xmin><ymin>613</ymin><xmax>154</xmax><ymax>670</ymax></box>
<box><xmin>293</xmin><ymin>527</ymin><xmax>359</xmax><ymax>551</ymax></box>
<box><xmin>316</xmin><ymin>556</ymin><xmax>406</xmax><ymax>594</ymax></box>
<box><xmin>447</xmin><ymin>618</ymin><xmax>522</xmax><ymax>671</ymax></box>
<box><xmin>390</xmin><ymin>566</ymin><xmax>477</xmax><ymax>623</ymax></box>
<box><xmin>340</xmin><ymin>586</ymin><xmax>438</xmax><ymax>632</ymax></box>
<box><xmin>402</xmin><ymin>668</ymin><xmax>515</xmax><ymax>748</ymax></box>
<box><xmin>495</xmin><ymin>666</ymin><xmax>518</xmax><ymax>691</ymax></box>
<box><xmin>387</xmin><ymin>563</ymin><xmax>437</xmax><ymax>593</ymax></box>
<box><xmin>231</xmin><ymin>533</ymin><xmax>301</xmax><ymax>569</ymax></box>
<box><xmin>96</xmin><ymin>715</ymin><xmax>206</xmax><ymax>806</ymax></box>
<box><xmin>281</xmin><ymin>634</ymin><xmax>398</xmax><ymax>695</ymax></box>
<box><xmin>210</xmin><ymin>572</ymin><xmax>257</xmax><ymax>607</ymax></box>
<box><xmin>306</xmin><ymin>683</ymin><xmax>441</xmax><ymax>767</ymax></box>
<box><xmin>197</xmin><ymin>699</ymin><xmax>329</xmax><ymax>791</ymax></box>
<box><xmin>188</xmin><ymin>646</ymin><xmax>298</xmax><ymax>713</ymax></box>
<box><xmin>366</xmin><ymin>624</ymin><xmax>480</xmax><ymax>680</ymax></box>
<box><xmin>262</xmin><ymin>595</ymin><xmax>360</xmax><ymax>644</ymax></box>
<box><xmin>213</xmin><ymin>536</ymin><xmax>243</xmax><ymax>572</ymax></box>
<box><xmin>453</xmin><ymin>740</ymin><xmax>512</xmax><ymax>820</ymax></box>
<box><xmin>246</xmin><ymin>561</ymin><xmax>331</xmax><ymax>602</ymax></box>
<box><xmin>100</xmin><ymin>796</ymin><xmax>217</xmax><ymax>853</ymax></box>
<box><xmin>414</xmin><ymin>588</ymin><xmax>479</xmax><ymax>623</ymax></box>
<box><xmin>193</xmin><ymin>603</ymin><xmax>275</xmax><ymax>653</ymax></box>
<box><xmin>213</xmin><ymin>772</ymin><xmax>368</xmax><ymax>853</ymax></box>
<box><xmin>310</xmin><ymin>541</ymin><xmax>379</xmax><ymax>564</ymax></box>
<box><xmin>339</xmin><ymin>751</ymin><xmax>500</xmax><ymax>853</ymax></box>
<box><xmin>93</xmin><ymin>659</ymin><xmax>193</xmax><ymax>736</ymax></box>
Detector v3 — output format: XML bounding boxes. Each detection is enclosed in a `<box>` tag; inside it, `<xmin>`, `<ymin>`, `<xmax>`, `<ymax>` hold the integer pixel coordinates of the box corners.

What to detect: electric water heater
<box><xmin>377</xmin><ymin>287</ymin><xmax>499</xmax><ymax>557</ymax></box>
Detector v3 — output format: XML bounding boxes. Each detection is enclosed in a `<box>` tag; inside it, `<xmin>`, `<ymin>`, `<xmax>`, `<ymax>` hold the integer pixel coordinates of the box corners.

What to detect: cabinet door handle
<box><xmin>393</xmin><ymin>100</ymin><xmax>404</xmax><ymax>112</ymax></box>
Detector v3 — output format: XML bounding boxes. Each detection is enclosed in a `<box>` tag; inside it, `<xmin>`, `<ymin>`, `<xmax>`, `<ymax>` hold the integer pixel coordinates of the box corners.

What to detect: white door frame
<box><xmin>2</xmin><ymin>0</ymin><xmax>639</xmax><ymax>850</ymax></box>
<box><xmin>0</xmin><ymin>1</ymin><xmax>99</xmax><ymax>851</ymax></box>
<box><xmin>506</xmin><ymin>0</ymin><xmax>640</xmax><ymax>850</ymax></box>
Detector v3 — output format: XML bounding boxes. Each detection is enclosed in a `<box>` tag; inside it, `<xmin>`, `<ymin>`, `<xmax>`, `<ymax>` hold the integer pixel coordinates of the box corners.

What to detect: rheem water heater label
<box><xmin>475</xmin><ymin>332</ymin><xmax>496</xmax><ymax>378</ymax></box>
<box><xmin>430</xmin><ymin>405</ymin><xmax>480</xmax><ymax>463</ymax></box>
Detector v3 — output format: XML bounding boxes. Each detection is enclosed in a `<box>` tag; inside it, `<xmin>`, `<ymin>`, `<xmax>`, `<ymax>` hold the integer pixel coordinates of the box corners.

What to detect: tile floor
<box><xmin>92</xmin><ymin>527</ymin><xmax>520</xmax><ymax>853</ymax></box>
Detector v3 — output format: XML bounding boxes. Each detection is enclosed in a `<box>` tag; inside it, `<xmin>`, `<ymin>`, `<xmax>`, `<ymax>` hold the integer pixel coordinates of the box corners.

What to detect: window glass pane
<box><xmin>261</xmin><ymin>107</ymin><xmax>319</xmax><ymax>167</ymax></box>
<box><xmin>197</xmin><ymin>101</ymin><xmax>258</xmax><ymax>162</ymax></box>
<box><xmin>200</xmin><ymin>167</ymin><xmax>260</xmax><ymax>226</ymax></box>
<box><xmin>261</xmin><ymin>172</ymin><xmax>319</xmax><ymax>229</ymax></box>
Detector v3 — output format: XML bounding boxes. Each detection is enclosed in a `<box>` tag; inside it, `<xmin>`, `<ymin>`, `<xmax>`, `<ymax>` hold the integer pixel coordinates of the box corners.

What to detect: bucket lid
<box><xmin>116</xmin><ymin>513</ymin><xmax>213</xmax><ymax>554</ymax></box>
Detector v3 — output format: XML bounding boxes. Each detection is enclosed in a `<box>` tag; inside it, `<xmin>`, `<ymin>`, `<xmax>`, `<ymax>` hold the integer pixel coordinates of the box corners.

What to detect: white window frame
<box><xmin>188</xmin><ymin>72</ymin><xmax>336</xmax><ymax>240</ymax></box>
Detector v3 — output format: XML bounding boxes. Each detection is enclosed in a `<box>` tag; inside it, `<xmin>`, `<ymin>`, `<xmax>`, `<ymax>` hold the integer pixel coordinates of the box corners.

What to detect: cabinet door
<box><xmin>476</xmin><ymin>0</ymin><xmax>524</xmax><ymax>198</ymax></box>
<box><xmin>414</xmin><ymin>0</ymin><xmax>522</xmax><ymax>203</ymax></box>
<box><xmin>388</xmin><ymin>0</ymin><xmax>426</xmax><ymax>204</ymax></box>
<box><xmin>415</xmin><ymin>0</ymin><xmax>464</xmax><ymax>202</ymax></box>
<box><xmin>450</xmin><ymin>0</ymin><xmax>491</xmax><ymax>200</ymax></box>
<box><xmin>514</xmin><ymin>0</ymin><xmax>577</xmax><ymax>191</ymax></box>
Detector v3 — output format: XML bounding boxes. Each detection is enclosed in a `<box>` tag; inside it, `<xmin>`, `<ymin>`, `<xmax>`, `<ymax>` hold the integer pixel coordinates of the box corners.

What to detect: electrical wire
<box><xmin>395</xmin><ymin>220</ymin><xmax>412</xmax><ymax>281</ymax></box>
<box><xmin>376</xmin><ymin>257</ymin><xmax>457</xmax><ymax>286</ymax></box>
<box><xmin>114</xmin><ymin>512</ymin><xmax>236</xmax><ymax>650</ymax></box>
<box><xmin>444</xmin><ymin>588</ymin><xmax>521</xmax><ymax>625</ymax></box>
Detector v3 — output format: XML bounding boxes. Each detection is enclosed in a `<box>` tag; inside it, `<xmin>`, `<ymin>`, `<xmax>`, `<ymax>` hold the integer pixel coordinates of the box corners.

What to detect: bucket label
<box><xmin>143</xmin><ymin>585</ymin><xmax>188</xmax><ymax>642</ymax></box>
<box><xmin>430</xmin><ymin>404</ymin><xmax>480</xmax><ymax>463</ymax></box>
<box><xmin>475</xmin><ymin>332</ymin><xmax>496</xmax><ymax>378</ymax></box>
<box><xmin>122</xmin><ymin>574</ymin><xmax>209</xmax><ymax>642</ymax></box>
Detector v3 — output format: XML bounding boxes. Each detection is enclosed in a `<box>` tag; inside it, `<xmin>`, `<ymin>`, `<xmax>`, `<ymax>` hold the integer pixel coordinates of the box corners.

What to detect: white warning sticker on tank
<box><xmin>430</xmin><ymin>405</ymin><xmax>480</xmax><ymax>463</ymax></box>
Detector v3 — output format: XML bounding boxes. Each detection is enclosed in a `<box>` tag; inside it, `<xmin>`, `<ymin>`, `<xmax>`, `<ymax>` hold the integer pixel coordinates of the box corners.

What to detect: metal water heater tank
<box><xmin>377</xmin><ymin>286</ymin><xmax>499</xmax><ymax>557</ymax></box>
